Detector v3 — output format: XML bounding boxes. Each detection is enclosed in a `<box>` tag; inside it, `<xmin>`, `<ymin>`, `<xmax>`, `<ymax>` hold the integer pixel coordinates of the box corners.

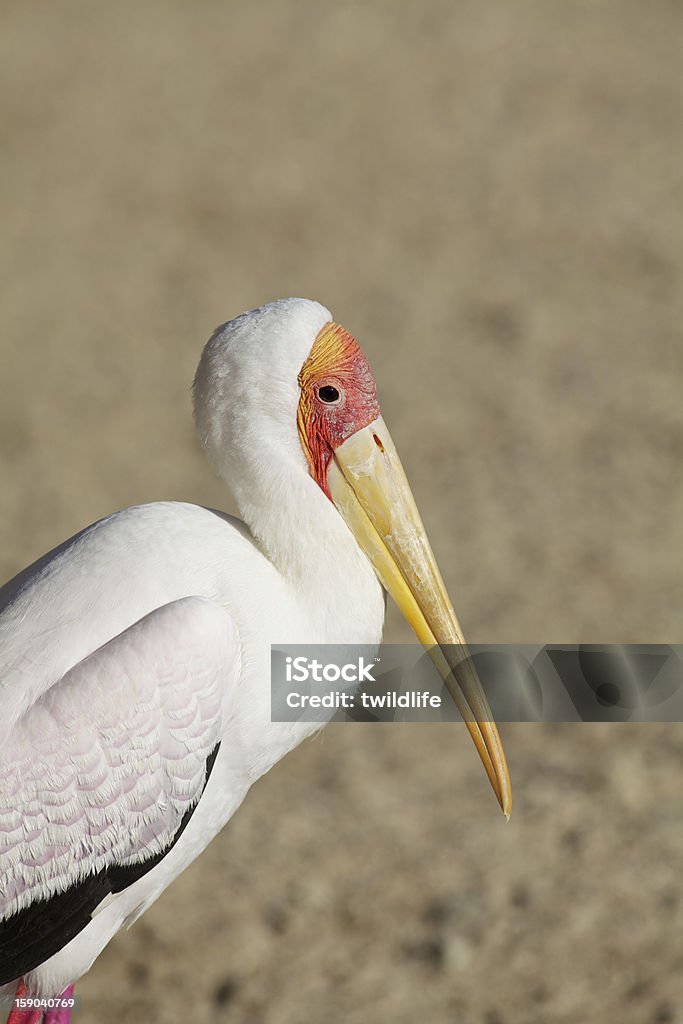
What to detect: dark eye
<box><xmin>318</xmin><ymin>385</ymin><xmax>341</xmax><ymax>404</ymax></box>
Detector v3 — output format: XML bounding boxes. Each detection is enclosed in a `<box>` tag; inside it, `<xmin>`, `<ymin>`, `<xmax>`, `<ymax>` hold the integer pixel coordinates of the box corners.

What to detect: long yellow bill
<box><xmin>327</xmin><ymin>415</ymin><xmax>512</xmax><ymax>818</ymax></box>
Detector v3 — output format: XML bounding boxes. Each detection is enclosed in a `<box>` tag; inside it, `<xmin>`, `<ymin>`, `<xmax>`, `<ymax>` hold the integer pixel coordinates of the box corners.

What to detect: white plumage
<box><xmin>0</xmin><ymin>299</ymin><xmax>385</xmax><ymax>1000</ymax></box>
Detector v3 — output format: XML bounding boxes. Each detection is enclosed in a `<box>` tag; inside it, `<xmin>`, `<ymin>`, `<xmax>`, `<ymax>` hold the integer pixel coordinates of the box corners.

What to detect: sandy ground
<box><xmin>1</xmin><ymin>2</ymin><xmax>682</xmax><ymax>1022</ymax></box>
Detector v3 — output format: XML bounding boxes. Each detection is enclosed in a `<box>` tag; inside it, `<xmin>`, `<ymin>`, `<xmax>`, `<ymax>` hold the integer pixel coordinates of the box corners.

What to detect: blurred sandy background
<box><xmin>1</xmin><ymin>2</ymin><xmax>682</xmax><ymax>1022</ymax></box>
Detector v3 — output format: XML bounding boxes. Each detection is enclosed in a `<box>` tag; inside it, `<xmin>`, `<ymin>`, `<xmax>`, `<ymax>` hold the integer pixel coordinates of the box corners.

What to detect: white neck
<box><xmin>222</xmin><ymin>440</ymin><xmax>383</xmax><ymax>640</ymax></box>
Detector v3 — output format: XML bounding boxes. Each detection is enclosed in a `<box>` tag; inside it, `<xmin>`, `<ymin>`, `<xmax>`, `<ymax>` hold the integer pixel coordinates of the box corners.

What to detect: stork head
<box><xmin>194</xmin><ymin>298</ymin><xmax>511</xmax><ymax>817</ymax></box>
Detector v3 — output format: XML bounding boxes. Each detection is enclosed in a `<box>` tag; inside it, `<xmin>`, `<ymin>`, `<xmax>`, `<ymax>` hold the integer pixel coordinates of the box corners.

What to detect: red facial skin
<box><xmin>297</xmin><ymin>322</ymin><xmax>380</xmax><ymax>498</ymax></box>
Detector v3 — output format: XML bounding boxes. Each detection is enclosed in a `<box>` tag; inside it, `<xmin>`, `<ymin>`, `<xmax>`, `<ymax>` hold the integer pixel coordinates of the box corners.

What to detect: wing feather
<box><xmin>0</xmin><ymin>596</ymin><xmax>239</xmax><ymax>924</ymax></box>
